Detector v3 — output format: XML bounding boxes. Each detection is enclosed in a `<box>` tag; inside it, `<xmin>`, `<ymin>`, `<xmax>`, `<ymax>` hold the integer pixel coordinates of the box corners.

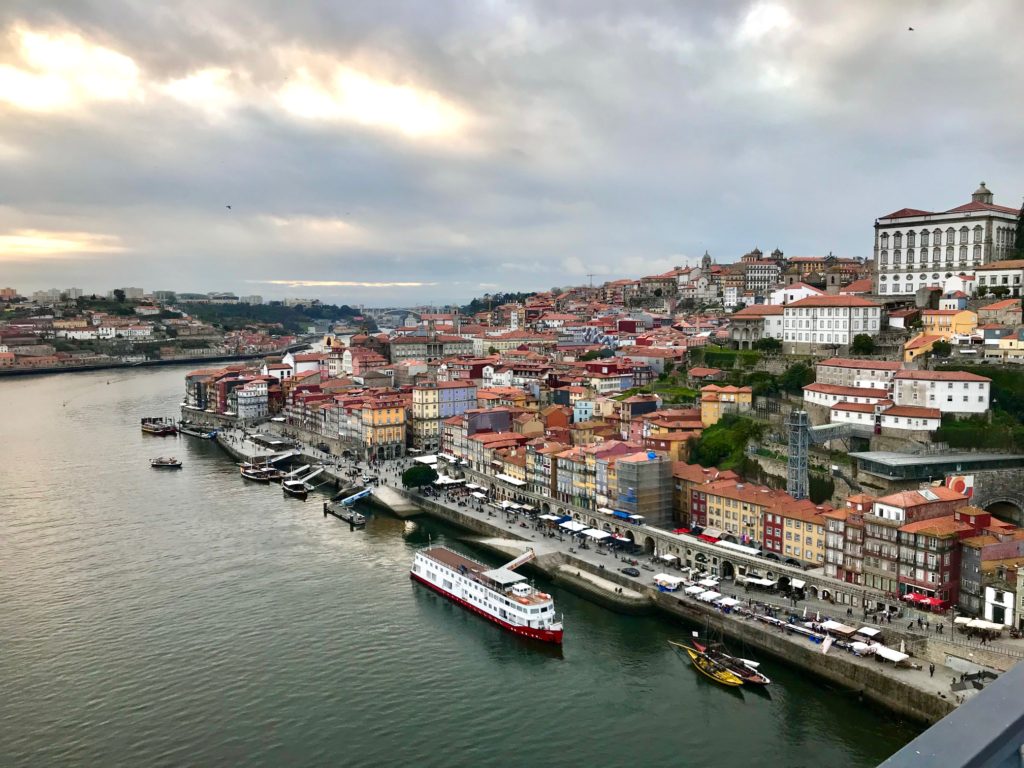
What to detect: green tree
<box><xmin>488</xmin><ymin>346</ymin><xmax>499</xmax><ymax>355</ymax></box>
<box><xmin>931</xmin><ymin>339</ymin><xmax>952</xmax><ymax>358</ymax></box>
<box><xmin>579</xmin><ymin>350</ymin><xmax>602</xmax><ymax>361</ymax></box>
<box><xmin>779</xmin><ymin>362</ymin><xmax>814</xmax><ymax>395</ymax></box>
<box><xmin>113</xmin><ymin>289</ymin><xmax>126</xmax><ymax>303</ymax></box>
<box><xmin>753</xmin><ymin>337</ymin><xmax>781</xmax><ymax>352</ymax></box>
<box><xmin>990</xmin><ymin>286</ymin><xmax>1010</xmax><ymax>298</ymax></box>
<box><xmin>402</xmin><ymin>465</ymin><xmax>438</xmax><ymax>488</ymax></box>
<box><xmin>850</xmin><ymin>334</ymin><xmax>875</xmax><ymax>355</ymax></box>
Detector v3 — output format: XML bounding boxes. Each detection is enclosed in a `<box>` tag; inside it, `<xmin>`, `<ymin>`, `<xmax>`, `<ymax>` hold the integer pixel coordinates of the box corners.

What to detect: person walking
<box><xmin>928</xmin><ymin>663</ymin><xmax>935</xmax><ymax>678</ymax></box>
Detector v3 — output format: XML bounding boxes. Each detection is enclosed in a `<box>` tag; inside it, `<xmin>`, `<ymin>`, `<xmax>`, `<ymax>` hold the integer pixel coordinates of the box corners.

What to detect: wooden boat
<box><xmin>240</xmin><ymin>465</ymin><xmax>273</xmax><ymax>483</ymax></box>
<box><xmin>282</xmin><ymin>479</ymin><xmax>309</xmax><ymax>500</ymax></box>
<box><xmin>692</xmin><ymin>641</ymin><xmax>771</xmax><ymax>686</ymax></box>
<box><xmin>669</xmin><ymin>641</ymin><xmax>744</xmax><ymax>687</ymax></box>
<box><xmin>141</xmin><ymin>417</ymin><xmax>177</xmax><ymax>436</ymax></box>
<box><xmin>150</xmin><ymin>457</ymin><xmax>182</xmax><ymax>469</ymax></box>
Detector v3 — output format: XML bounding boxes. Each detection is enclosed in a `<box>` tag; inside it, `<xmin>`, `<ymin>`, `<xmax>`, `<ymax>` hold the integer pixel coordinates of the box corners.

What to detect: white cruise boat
<box><xmin>411</xmin><ymin>546</ymin><xmax>563</xmax><ymax>644</ymax></box>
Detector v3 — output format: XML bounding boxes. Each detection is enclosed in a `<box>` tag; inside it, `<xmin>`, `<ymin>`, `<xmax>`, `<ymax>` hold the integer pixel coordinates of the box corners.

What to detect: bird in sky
<box><xmin>226</xmin><ymin>205</ymin><xmax>232</xmax><ymax>210</ymax></box>
<box><xmin>908</xmin><ymin>26</ymin><xmax>914</xmax><ymax>31</ymax></box>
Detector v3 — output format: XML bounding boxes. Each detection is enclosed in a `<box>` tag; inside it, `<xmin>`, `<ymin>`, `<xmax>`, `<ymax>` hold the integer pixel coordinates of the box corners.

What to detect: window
<box><xmin>946</xmin><ymin>228</ymin><xmax>955</xmax><ymax>245</ymax></box>
<box><xmin>894</xmin><ymin>232</ymin><xmax>903</xmax><ymax>248</ymax></box>
<box><xmin>959</xmin><ymin>226</ymin><xmax>969</xmax><ymax>244</ymax></box>
<box><xmin>921</xmin><ymin>230</ymin><xmax>929</xmax><ymax>247</ymax></box>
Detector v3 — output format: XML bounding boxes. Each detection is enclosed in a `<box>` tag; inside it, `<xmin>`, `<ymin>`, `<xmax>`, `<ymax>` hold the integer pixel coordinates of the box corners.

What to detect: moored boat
<box><xmin>150</xmin><ymin>457</ymin><xmax>182</xmax><ymax>469</ymax></box>
<box><xmin>669</xmin><ymin>641</ymin><xmax>744</xmax><ymax>687</ymax></box>
<box><xmin>282</xmin><ymin>479</ymin><xmax>309</xmax><ymax>500</ymax></box>
<box><xmin>411</xmin><ymin>546</ymin><xmax>563</xmax><ymax>644</ymax></box>
<box><xmin>240</xmin><ymin>465</ymin><xmax>273</xmax><ymax>483</ymax></box>
<box><xmin>141</xmin><ymin>417</ymin><xmax>177</xmax><ymax>436</ymax></box>
<box><xmin>692</xmin><ymin>640</ymin><xmax>771</xmax><ymax>686</ymax></box>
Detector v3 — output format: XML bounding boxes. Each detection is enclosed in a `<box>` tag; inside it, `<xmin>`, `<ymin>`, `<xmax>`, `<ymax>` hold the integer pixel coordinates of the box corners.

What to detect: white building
<box><xmin>236</xmin><ymin>380</ymin><xmax>269</xmax><ymax>420</ymax></box>
<box><xmin>803</xmin><ymin>383</ymin><xmax>890</xmax><ymax>409</ymax></box>
<box><xmin>728</xmin><ymin>304</ymin><xmax>784</xmax><ymax>349</ymax></box>
<box><xmin>240</xmin><ymin>295</ymin><xmax>264</xmax><ymax>305</ymax></box>
<box><xmin>874</xmin><ymin>183</ymin><xmax>1020</xmax><ymax>297</ymax></box>
<box><xmin>975</xmin><ymin>260</ymin><xmax>1024</xmax><ymax>298</ymax></box>
<box><xmin>769</xmin><ymin>282</ymin><xmax>825</xmax><ymax>306</ymax></box>
<box><xmin>782</xmin><ymin>295</ymin><xmax>882</xmax><ymax>354</ymax></box>
<box><xmin>891</xmin><ymin>370</ymin><xmax>991</xmax><ymax>415</ymax></box>
<box><xmin>983</xmin><ymin>585</ymin><xmax>1016</xmax><ymax>627</ymax></box>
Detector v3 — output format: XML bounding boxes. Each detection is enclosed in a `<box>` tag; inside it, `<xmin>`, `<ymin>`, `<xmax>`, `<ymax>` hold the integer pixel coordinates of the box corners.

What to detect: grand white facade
<box><xmin>782</xmin><ymin>295</ymin><xmax>882</xmax><ymax>353</ymax></box>
<box><xmin>874</xmin><ymin>183</ymin><xmax>1020</xmax><ymax>297</ymax></box>
<box><xmin>891</xmin><ymin>370</ymin><xmax>990</xmax><ymax>415</ymax></box>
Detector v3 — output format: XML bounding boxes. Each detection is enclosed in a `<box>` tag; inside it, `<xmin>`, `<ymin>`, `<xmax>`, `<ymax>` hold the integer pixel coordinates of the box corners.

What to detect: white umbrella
<box><xmin>803</xmin><ymin>606</ymin><xmax>808</xmax><ymax>619</ymax></box>
<box><xmin>899</xmin><ymin>639</ymin><xmax>906</xmax><ymax>654</ymax></box>
<box><xmin>816</xmin><ymin>611</ymin><xmax>821</xmax><ymax>622</ymax></box>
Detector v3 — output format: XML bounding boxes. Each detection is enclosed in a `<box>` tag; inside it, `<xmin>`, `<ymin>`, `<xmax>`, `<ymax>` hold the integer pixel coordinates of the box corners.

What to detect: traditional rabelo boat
<box><xmin>692</xmin><ymin>640</ymin><xmax>771</xmax><ymax>686</ymax></box>
<box><xmin>669</xmin><ymin>641</ymin><xmax>744</xmax><ymax>687</ymax></box>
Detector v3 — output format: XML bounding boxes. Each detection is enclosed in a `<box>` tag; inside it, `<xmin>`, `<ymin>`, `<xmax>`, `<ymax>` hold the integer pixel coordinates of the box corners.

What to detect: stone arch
<box><xmin>541</xmin><ymin>502</ymin><xmax>550</xmax><ymax>514</ymax></box>
<box><xmin>642</xmin><ymin>535</ymin><xmax>656</xmax><ymax>554</ymax></box>
<box><xmin>785</xmin><ymin>558</ymin><xmax>801</xmax><ymax>567</ymax></box>
<box><xmin>982</xmin><ymin>498</ymin><xmax>1024</xmax><ymax>527</ymax></box>
<box><xmin>589</xmin><ymin>517</ymin><xmax>598</xmax><ymax>528</ymax></box>
<box><xmin>720</xmin><ymin>560</ymin><xmax>735</xmax><ymax>579</ymax></box>
<box><xmin>776</xmin><ymin>575</ymin><xmax>790</xmax><ymax>592</ymax></box>
<box><xmin>808</xmin><ymin>585</ymin><xmax>819</xmax><ymax>600</ymax></box>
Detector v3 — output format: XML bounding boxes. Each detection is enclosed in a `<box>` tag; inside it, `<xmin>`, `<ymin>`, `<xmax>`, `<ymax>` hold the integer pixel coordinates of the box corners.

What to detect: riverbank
<box><xmin>0</xmin><ymin>352</ymin><xmax>265</xmax><ymax>378</ymax></box>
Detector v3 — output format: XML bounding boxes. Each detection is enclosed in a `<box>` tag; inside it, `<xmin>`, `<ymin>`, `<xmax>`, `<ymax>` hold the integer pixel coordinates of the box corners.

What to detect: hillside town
<box><xmin>7</xmin><ymin>183</ymin><xmax>1024</xmax><ymax>630</ymax></box>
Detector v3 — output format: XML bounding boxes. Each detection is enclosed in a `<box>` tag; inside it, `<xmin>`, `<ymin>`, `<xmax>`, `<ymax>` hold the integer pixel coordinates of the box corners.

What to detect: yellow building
<box><xmin>774</xmin><ymin>501</ymin><xmax>828</xmax><ymax>566</ymax></box>
<box><xmin>700</xmin><ymin>385</ymin><xmax>753</xmax><ymax>427</ymax></box>
<box><xmin>920</xmin><ymin>309</ymin><xmax>977</xmax><ymax>338</ymax></box>
<box><xmin>360</xmin><ymin>396</ymin><xmax>407</xmax><ymax>460</ymax></box>
<box><xmin>700</xmin><ymin>478</ymin><xmax>783</xmax><ymax>544</ymax></box>
<box><xmin>903</xmin><ymin>334</ymin><xmax>945</xmax><ymax>363</ymax></box>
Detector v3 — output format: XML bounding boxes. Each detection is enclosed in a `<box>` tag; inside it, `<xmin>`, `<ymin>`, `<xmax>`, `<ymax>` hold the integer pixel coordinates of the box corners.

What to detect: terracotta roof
<box><xmin>688</xmin><ymin>367</ymin><xmax>722</xmax><ymax>377</ymax></box>
<box><xmin>883</xmin><ymin>405</ymin><xmax>941</xmax><ymax>419</ymax></box>
<box><xmin>732</xmin><ymin>304</ymin><xmax>784</xmax><ymax>317</ymax></box>
<box><xmin>904</xmin><ymin>335</ymin><xmax>944</xmax><ymax>351</ymax></box>
<box><xmin>945</xmin><ymin>201</ymin><xmax>1020</xmax><ymax>216</ymax></box>
<box><xmin>979</xmin><ymin>298</ymin><xmax>1022</xmax><ymax>310</ymax></box>
<box><xmin>894</xmin><ymin>370</ymin><xmax>990</xmax><ymax>382</ymax></box>
<box><xmin>880</xmin><ymin>207</ymin><xmax>934</xmax><ymax>219</ymax></box>
<box><xmin>831</xmin><ymin>401</ymin><xmax>876</xmax><ymax>413</ymax></box>
<box><xmin>898</xmin><ymin>516</ymin><xmax>974</xmax><ymax>537</ymax></box>
<box><xmin>840</xmin><ymin>278</ymin><xmax>873</xmax><ymax>294</ymax></box>
<box><xmin>876</xmin><ymin>487</ymin><xmax>967</xmax><ymax>508</ymax></box>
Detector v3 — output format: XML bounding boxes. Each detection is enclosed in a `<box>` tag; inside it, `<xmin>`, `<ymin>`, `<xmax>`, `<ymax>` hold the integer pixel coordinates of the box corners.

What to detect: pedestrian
<box><xmin>908</xmin><ymin>621</ymin><xmax>914</xmax><ymax>631</ymax></box>
<box><xmin>929</xmin><ymin>663</ymin><xmax>935</xmax><ymax>678</ymax></box>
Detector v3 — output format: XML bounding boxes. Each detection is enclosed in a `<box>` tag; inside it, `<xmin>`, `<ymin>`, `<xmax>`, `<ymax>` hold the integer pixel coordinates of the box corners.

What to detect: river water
<box><xmin>0</xmin><ymin>366</ymin><xmax>920</xmax><ymax>767</ymax></box>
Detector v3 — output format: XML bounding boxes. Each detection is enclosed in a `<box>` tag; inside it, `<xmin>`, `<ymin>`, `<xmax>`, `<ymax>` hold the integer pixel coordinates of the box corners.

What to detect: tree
<box><xmin>752</xmin><ymin>337</ymin><xmax>781</xmax><ymax>353</ymax></box>
<box><xmin>113</xmin><ymin>289</ymin><xmax>126</xmax><ymax>303</ymax></box>
<box><xmin>850</xmin><ymin>334</ymin><xmax>876</xmax><ymax>355</ymax></box>
<box><xmin>779</xmin><ymin>362</ymin><xmax>814</xmax><ymax>395</ymax></box>
<box><xmin>990</xmin><ymin>286</ymin><xmax>1010</xmax><ymax>299</ymax></box>
<box><xmin>579</xmin><ymin>349</ymin><xmax>602</xmax><ymax>361</ymax></box>
<box><xmin>488</xmin><ymin>346</ymin><xmax>499</xmax><ymax>355</ymax></box>
<box><xmin>931</xmin><ymin>339</ymin><xmax>952</xmax><ymax>358</ymax></box>
<box><xmin>402</xmin><ymin>465</ymin><xmax>438</xmax><ymax>488</ymax></box>
<box><xmin>664</xmin><ymin>361</ymin><xmax>676</xmax><ymax>375</ymax></box>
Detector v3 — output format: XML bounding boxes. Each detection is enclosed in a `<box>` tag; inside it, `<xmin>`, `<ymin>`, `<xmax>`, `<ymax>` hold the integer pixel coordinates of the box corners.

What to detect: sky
<box><xmin>1</xmin><ymin>1</ymin><xmax>1022</xmax><ymax>306</ymax></box>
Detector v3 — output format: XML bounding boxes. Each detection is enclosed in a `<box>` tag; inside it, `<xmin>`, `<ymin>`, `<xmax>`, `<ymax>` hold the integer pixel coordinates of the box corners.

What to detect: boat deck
<box><xmin>419</xmin><ymin>547</ymin><xmax>551</xmax><ymax>606</ymax></box>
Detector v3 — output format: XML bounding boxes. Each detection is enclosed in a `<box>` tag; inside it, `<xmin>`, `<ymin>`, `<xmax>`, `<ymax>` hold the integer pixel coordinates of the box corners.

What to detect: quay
<box><xmin>211</xmin><ymin>424</ymin><xmax>1021</xmax><ymax>725</ymax></box>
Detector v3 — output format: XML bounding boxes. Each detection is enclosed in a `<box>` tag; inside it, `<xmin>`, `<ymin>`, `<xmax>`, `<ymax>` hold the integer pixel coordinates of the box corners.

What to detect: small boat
<box><xmin>178</xmin><ymin>422</ymin><xmax>217</xmax><ymax>439</ymax></box>
<box><xmin>240</xmin><ymin>465</ymin><xmax>273</xmax><ymax>483</ymax></box>
<box><xmin>669</xmin><ymin>641</ymin><xmax>744</xmax><ymax>687</ymax></box>
<box><xmin>330</xmin><ymin>505</ymin><xmax>366</xmax><ymax>526</ymax></box>
<box><xmin>150</xmin><ymin>457</ymin><xmax>182</xmax><ymax>469</ymax></box>
<box><xmin>141</xmin><ymin>417</ymin><xmax>177</xmax><ymax>436</ymax></box>
<box><xmin>282</xmin><ymin>479</ymin><xmax>309</xmax><ymax>500</ymax></box>
<box><xmin>692</xmin><ymin>641</ymin><xmax>771</xmax><ymax>686</ymax></box>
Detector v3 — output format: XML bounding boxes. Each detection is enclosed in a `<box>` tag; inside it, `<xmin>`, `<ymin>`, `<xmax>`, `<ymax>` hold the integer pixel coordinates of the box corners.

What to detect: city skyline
<box><xmin>1</xmin><ymin>1</ymin><xmax>1023</xmax><ymax>304</ymax></box>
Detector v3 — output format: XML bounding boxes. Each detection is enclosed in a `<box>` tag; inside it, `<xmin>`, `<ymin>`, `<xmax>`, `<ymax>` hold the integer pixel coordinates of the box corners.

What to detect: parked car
<box><xmin>620</xmin><ymin>567</ymin><xmax>640</xmax><ymax>577</ymax></box>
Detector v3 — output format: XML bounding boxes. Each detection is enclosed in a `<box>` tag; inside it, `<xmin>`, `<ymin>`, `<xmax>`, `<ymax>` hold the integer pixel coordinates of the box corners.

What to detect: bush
<box><xmin>779</xmin><ymin>362</ymin><xmax>814</xmax><ymax>395</ymax></box>
<box><xmin>688</xmin><ymin>415</ymin><xmax>764</xmax><ymax>470</ymax></box>
<box><xmin>753</xmin><ymin>337</ymin><xmax>781</xmax><ymax>352</ymax></box>
<box><xmin>851</xmin><ymin>334</ymin><xmax>876</xmax><ymax>355</ymax></box>
<box><xmin>931</xmin><ymin>340</ymin><xmax>952</xmax><ymax>358</ymax></box>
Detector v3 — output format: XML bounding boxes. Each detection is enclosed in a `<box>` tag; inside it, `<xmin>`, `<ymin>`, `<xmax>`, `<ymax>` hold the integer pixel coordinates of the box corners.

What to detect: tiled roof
<box><xmin>894</xmin><ymin>370</ymin><xmax>990</xmax><ymax>382</ymax></box>
<box><xmin>818</xmin><ymin>357</ymin><xmax>902</xmax><ymax>370</ymax></box>
<box><xmin>883</xmin><ymin>405</ymin><xmax>941</xmax><ymax>419</ymax></box>
<box><xmin>804</xmin><ymin>383</ymin><xmax>890</xmax><ymax>398</ymax></box>
<box><xmin>787</xmin><ymin>295</ymin><xmax>879</xmax><ymax>308</ymax></box>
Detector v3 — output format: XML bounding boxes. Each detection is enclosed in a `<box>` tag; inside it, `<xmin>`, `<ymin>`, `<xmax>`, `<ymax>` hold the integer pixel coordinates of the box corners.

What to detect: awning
<box><xmin>684</xmin><ymin>585</ymin><xmax>704</xmax><ymax>595</ymax></box>
<box><xmin>698</xmin><ymin>590</ymin><xmax>722</xmax><ymax>603</ymax></box>
<box><xmin>821</xmin><ymin>620</ymin><xmax>858</xmax><ymax>636</ymax></box>
<box><xmin>582</xmin><ymin>529</ymin><xmax>612</xmax><ymax>540</ymax></box>
<box><xmin>698</xmin><ymin>578</ymin><xmax>719</xmax><ymax>588</ymax></box>
<box><xmin>872</xmin><ymin>645</ymin><xmax>909</xmax><ymax>663</ymax></box>
<box><xmin>520</xmin><ymin>504</ymin><xmax>535</xmax><ymax>512</ymax></box>
<box><xmin>597</xmin><ymin>507</ymin><xmax>616</xmax><ymax>515</ymax></box>
<box><xmin>967</xmin><ymin>619</ymin><xmax>1004</xmax><ymax>631</ymax></box>
<box><xmin>653</xmin><ymin>573</ymin><xmax>684</xmax><ymax>586</ymax></box>
<box><xmin>717</xmin><ymin>597</ymin><xmax>741</xmax><ymax>608</ymax></box>
<box><xmin>790</xmin><ymin>578</ymin><xmax>806</xmax><ymax>590</ymax></box>
<box><xmin>471</xmin><ymin>491</ymin><xmax>487</xmax><ymax>499</ymax></box>
<box><xmin>538</xmin><ymin>514</ymin><xmax>561</xmax><ymax>521</ymax></box>
<box><xmin>559</xmin><ymin>520</ymin><xmax>588</xmax><ymax>532</ymax></box>
<box><xmin>611</xmin><ymin>534</ymin><xmax>632</xmax><ymax>542</ymax></box>
<box><xmin>414</xmin><ymin>455</ymin><xmax>438</xmax><ymax>465</ymax></box>
<box><xmin>745</xmin><ymin>577</ymin><xmax>776</xmax><ymax>587</ymax></box>
<box><xmin>856</xmin><ymin>627</ymin><xmax>881</xmax><ymax>638</ymax></box>
<box><xmin>702</xmin><ymin>527</ymin><xmax>724</xmax><ymax>539</ymax></box>
<box><xmin>495</xmin><ymin>473</ymin><xmax>526</xmax><ymax>486</ymax></box>
<box><xmin>954</xmin><ymin>616</ymin><xmax>973</xmax><ymax>625</ymax></box>
<box><xmin>465</xmin><ymin>483</ymin><xmax>482</xmax><ymax>490</ymax></box>
<box><xmin>655</xmin><ymin>554</ymin><xmax>679</xmax><ymax>562</ymax></box>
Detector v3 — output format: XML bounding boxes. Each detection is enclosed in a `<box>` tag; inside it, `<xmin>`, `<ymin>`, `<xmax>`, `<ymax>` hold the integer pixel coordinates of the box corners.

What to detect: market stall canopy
<box><xmin>698</xmin><ymin>591</ymin><xmax>723</xmax><ymax>603</ymax></box>
<box><xmin>495</xmin><ymin>473</ymin><xmax>526</xmax><ymax>486</ymax></box>
<box><xmin>871</xmin><ymin>645</ymin><xmax>909</xmax><ymax>663</ymax></box>
<box><xmin>655</xmin><ymin>554</ymin><xmax>679</xmax><ymax>562</ymax></box>
<box><xmin>821</xmin><ymin>620</ymin><xmax>858</xmax><ymax>637</ymax></box>
<box><xmin>559</xmin><ymin>520</ymin><xmax>588</xmax><ymax>533</ymax></box>
<box><xmin>582</xmin><ymin>528</ymin><xmax>612</xmax><ymax>540</ymax></box>
<box><xmin>717</xmin><ymin>597</ymin><xmax>741</xmax><ymax>608</ymax></box>
<box><xmin>471</xmin><ymin>491</ymin><xmax>487</xmax><ymax>499</ymax></box>
<box><xmin>684</xmin><ymin>585</ymin><xmax>704</xmax><ymax>595</ymax></box>
<box><xmin>967</xmin><ymin>619</ymin><xmax>1004</xmax><ymax>631</ymax></box>
<box><xmin>954</xmin><ymin>616</ymin><xmax>973</xmax><ymax>625</ymax></box>
<box><xmin>856</xmin><ymin>627</ymin><xmax>882</xmax><ymax>638</ymax></box>
<box><xmin>653</xmin><ymin>574</ymin><xmax>684</xmax><ymax>587</ymax></box>
<box><xmin>538</xmin><ymin>514</ymin><xmax>561</xmax><ymax>521</ymax></box>
<box><xmin>414</xmin><ymin>455</ymin><xmax>438</xmax><ymax>465</ymax></box>
<box><xmin>745</xmin><ymin>577</ymin><xmax>776</xmax><ymax>587</ymax></box>
<box><xmin>698</xmin><ymin>578</ymin><xmax>719</xmax><ymax>588</ymax></box>
<box><xmin>790</xmin><ymin>578</ymin><xmax>806</xmax><ymax>590</ymax></box>
<box><xmin>465</xmin><ymin>483</ymin><xmax>482</xmax><ymax>490</ymax></box>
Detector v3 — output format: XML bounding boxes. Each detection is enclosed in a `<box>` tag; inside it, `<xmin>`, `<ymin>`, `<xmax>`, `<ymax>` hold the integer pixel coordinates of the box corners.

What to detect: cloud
<box><xmin>0</xmin><ymin>2</ymin><xmax>1022</xmax><ymax>304</ymax></box>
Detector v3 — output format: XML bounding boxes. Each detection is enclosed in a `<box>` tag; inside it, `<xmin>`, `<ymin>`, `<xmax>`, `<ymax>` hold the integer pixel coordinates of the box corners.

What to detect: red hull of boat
<box><xmin>411</xmin><ymin>572</ymin><xmax>564</xmax><ymax>645</ymax></box>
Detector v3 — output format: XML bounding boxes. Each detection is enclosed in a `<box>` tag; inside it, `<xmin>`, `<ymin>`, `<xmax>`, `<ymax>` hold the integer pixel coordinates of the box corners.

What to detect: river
<box><xmin>0</xmin><ymin>366</ymin><xmax>920</xmax><ymax>767</ymax></box>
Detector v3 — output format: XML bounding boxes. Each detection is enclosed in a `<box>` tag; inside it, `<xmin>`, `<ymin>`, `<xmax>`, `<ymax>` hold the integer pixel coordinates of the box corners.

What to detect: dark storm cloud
<box><xmin>1</xmin><ymin>1</ymin><xmax>1022</xmax><ymax>303</ymax></box>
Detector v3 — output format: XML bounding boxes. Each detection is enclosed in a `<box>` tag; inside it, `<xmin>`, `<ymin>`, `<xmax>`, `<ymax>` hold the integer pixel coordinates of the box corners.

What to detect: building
<box><xmin>729</xmin><ymin>304</ymin><xmax>784</xmax><ymax>349</ymax></box>
<box><xmin>874</xmin><ymin>183</ymin><xmax>1021</xmax><ymax>297</ymax></box>
<box><xmin>782</xmin><ymin>295</ymin><xmax>882</xmax><ymax>354</ymax></box>
<box><xmin>815</xmin><ymin>358</ymin><xmax>902</xmax><ymax>389</ymax></box>
<box><xmin>973</xmin><ymin>260</ymin><xmax>1024</xmax><ymax>298</ymax></box>
<box><xmin>411</xmin><ymin>381</ymin><xmax>478</xmax><ymax>452</ymax></box>
<box><xmin>613</xmin><ymin>451</ymin><xmax>674</xmax><ymax>528</ymax></box>
<box><xmin>822</xmin><ymin>494</ymin><xmax>873</xmax><ymax>585</ymax></box>
<box><xmin>699</xmin><ymin>385</ymin><xmax>752</xmax><ymax>426</ymax></box>
<box><xmin>240</xmin><ymin>295</ymin><xmax>264</xmax><ymax>305</ymax></box>
<box><xmin>891</xmin><ymin>369</ymin><xmax>991</xmax><ymax>416</ymax></box>
<box><xmin>771</xmin><ymin>499</ymin><xmax>829</xmax><ymax>567</ymax></box>
<box><xmin>701</xmin><ymin>478</ymin><xmax>781</xmax><ymax>547</ymax></box>
<box><xmin>235</xmin><ymin>379</ymin><xmax>269</xmax><ymax>420</ymax></box>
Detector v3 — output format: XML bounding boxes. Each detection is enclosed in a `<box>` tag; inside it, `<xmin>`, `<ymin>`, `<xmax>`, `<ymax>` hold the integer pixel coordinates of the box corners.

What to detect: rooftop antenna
<box><xmin>587</xmin><ymin>273</ymin><xmax>595</xmax><ymax>288</ymax></box>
